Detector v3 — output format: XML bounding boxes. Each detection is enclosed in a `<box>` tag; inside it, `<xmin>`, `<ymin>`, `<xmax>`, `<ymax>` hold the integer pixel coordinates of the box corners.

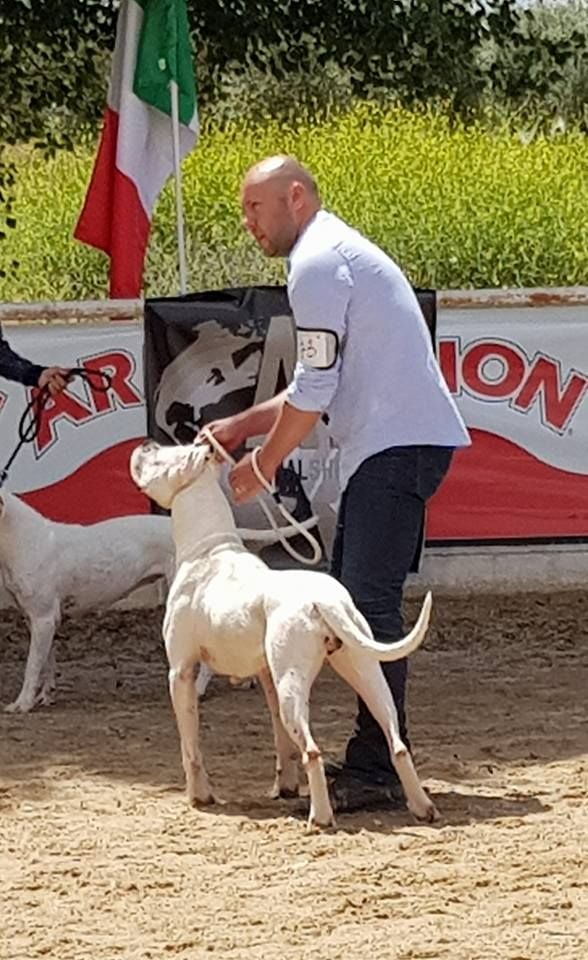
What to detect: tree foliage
<box><xmin>0</xmin><ymin>0</ymin><xmax>116</xmax><ymax>268</ymax></box>
<box><xmin>2</xmin><ymin>1</ymin><xmax>587</xmax><ymax>146</ymax></box>
<box><xmin>1</xmin><ymin>0</ymin><xmax>586</xmax><ymax>274</ymax></box>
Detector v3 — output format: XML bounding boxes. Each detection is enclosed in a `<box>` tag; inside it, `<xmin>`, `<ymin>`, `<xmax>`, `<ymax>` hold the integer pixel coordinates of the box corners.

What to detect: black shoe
<box><xmin>327</xmin><ymin>768</ymin><xmax>406</xmax><ymax>814</ymax></box>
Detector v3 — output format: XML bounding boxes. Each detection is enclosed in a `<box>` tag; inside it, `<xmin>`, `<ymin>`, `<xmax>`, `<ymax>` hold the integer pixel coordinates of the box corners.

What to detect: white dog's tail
<box><xmin>317</xmin><ymin>591</ymin><xmax>432</xmax><ymax>662</ymax></box>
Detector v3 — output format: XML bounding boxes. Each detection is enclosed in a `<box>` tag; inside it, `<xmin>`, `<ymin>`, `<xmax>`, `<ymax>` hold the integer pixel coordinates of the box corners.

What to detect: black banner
<box><xmin>144</xmin><ymin>284</ymin><xmax>436</xmax><ymax>571</ymax></box>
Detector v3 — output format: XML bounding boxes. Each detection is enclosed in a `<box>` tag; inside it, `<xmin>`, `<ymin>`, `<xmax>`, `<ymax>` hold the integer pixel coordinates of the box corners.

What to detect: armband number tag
<box><xmin>297</xmin><ymin>329</ymin><xmax>338</xmax><ymax>369</ymax></box>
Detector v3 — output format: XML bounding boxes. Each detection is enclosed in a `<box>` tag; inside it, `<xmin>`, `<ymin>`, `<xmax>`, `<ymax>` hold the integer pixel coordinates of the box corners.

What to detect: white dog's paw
<box><xmin>414</xmin><ymin>799</ymin><xmax>440</xmax><ymax>823</ymax></box>
<box><xmin>307</xmin><ymin>810</ymin><xmax>337</xmax><ymax>833</ymax></box>
<box><xmin>36</xmin><ymin>689</ymin><xmax>56</xmax><ymax>707</ymax></box>
<box><xmin>4</xmin><ymin>699</ymin><xmax>33</xmax><ymax>714</ymax></box>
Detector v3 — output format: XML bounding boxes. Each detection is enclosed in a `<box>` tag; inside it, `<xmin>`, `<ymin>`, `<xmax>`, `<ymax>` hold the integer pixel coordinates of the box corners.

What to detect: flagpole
<box><xmin>170</xmin><ymin>79</ymin><xmax>189</xmax><ymax>296</ymax></box>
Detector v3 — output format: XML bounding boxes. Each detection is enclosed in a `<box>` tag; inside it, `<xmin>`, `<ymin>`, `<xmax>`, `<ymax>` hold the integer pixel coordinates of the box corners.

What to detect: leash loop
<box><xmin>199</xmin><ymin>427</ymin><xmax>322</xmax><ymax>567</ymax></box>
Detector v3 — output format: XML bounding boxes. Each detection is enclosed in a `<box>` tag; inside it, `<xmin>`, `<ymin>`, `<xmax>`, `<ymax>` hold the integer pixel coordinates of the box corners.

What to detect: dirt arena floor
<box><xmin>1</xmin><ymin>591</ymin><xmax>586</xmax><ymax>960</ymax></box>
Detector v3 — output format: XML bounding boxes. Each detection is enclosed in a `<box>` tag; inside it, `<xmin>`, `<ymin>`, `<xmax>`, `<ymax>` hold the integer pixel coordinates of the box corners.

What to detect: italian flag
<box><xmin>74</xmin><ymin>0</ymin><xmax>198</xmax><ymax>299</ymax></box>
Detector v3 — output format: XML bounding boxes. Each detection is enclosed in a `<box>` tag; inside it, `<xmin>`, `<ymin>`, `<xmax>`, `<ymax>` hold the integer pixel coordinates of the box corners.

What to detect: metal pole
<box><xmin>170</xmin><ymin>79</ymin><xmax>189</xmax><ymax>296</ymax></box>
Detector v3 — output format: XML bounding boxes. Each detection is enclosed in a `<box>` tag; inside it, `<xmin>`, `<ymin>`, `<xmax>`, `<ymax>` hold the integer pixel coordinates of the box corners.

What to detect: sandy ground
<box><xmin>1</xmin><ymin>591</ymin><xmax>586</xmax><ymax>960</ymax></box>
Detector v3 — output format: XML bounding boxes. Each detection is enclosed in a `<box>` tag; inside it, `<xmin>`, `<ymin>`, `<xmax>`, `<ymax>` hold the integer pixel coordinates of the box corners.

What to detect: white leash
<box><xmin>199</xmin><ymin>427</ymin><xmax>322</xmax><ymax>567</ymax></box>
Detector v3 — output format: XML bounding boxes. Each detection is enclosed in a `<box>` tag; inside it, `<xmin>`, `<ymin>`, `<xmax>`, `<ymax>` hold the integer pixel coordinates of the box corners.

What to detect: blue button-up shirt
<box><xmin>286</xmin><ymin>210</ymin><xmax>470</xmax><ymax>490</ymax></box>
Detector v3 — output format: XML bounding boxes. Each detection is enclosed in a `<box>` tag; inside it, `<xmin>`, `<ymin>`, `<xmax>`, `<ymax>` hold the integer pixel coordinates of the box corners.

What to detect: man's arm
<box><xmin>229</xmin><ymin>401</ymin><xmax>320</xmax><ymax>500</ymax></box>
<box><xmin>206</xmin><ymin>389</ymin><xmax>288</xmax><ymax>452</ymax></box>
<box><xmin>0</xmin><ymin>331</ymin><xmax>45</xmax><ymax>387</ymax></box>
<box><xmin>0</xmin><ymin>328</ymin><xmax>68</xmax><ymax>394</ymax></box>
<box><xmin>261</xmin><ymin>401</ymin><xmax>321</xmax><ymax>476</ymax></box>
<box><xmin>229</xmin><ymin>249</ymin><xmax>351</xmax><ymax>502</ymax></box>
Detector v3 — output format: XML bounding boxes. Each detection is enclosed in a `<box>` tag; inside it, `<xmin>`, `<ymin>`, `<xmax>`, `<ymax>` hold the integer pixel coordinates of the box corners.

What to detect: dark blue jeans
<box><xmin>330</xmin><ymin>444</ymin><xmax>454</xmax><ymax>785</ymax></box>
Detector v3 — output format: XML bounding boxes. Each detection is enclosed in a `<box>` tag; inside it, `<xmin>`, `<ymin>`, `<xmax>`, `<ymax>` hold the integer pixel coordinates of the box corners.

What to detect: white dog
<box><xmin>0</xmin><ymin>490</ymin><xmax>177</xmax><ymax>713</ymax></box>
<box><xmin>130</xmin><ymin>439</ymin><xmax>439</xmax><ymax>829</ymax></box>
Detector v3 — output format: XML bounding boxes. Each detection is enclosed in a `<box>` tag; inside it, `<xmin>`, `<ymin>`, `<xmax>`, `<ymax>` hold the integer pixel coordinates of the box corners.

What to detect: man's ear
<box><xmin>0</xmin><ymin>494</ymin><xmax>5</xmax><ymax>520</ymax></box>
<box><xmin>289</xmin><ymin>179</ymin><xmax>305</xmax><ymax>211</ymax></box>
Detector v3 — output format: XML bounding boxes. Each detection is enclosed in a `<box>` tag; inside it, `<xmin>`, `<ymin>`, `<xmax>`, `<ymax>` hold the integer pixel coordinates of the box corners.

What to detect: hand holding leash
<box><xmin>0</xmin><ymin>368</ymin><xmax>113</xmax><ymax>489</ymax></box>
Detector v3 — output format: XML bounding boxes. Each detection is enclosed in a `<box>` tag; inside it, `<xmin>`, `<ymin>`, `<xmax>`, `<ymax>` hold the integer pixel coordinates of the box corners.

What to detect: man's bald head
<box><xmin>240</xmin><ymin>156</ymin><xmax>322</xmax><ymax>258</ymax></box>
<box><xmin>243</xmin><ymin>155</ymin><xmax>320</xmax><ymax>198</ymax></box>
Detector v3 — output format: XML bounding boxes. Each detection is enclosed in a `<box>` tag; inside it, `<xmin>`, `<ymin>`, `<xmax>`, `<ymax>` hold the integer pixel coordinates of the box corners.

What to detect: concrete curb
<box><xmin>405</xmin><ymin>543</ymin><xmax>588</xmax><ymax>597</ymax></box>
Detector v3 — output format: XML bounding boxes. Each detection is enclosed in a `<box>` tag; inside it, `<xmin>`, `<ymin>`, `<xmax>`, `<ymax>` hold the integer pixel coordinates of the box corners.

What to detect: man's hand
<box><xmin>228</xmin><ymin>402</ymin><xmax>321</xmax><ymax>503</ymax></box>
<box><xmin>204</xmin><ymin>414</ymin><xmax>247</xmax><ymax>454</ymax></box>
<box><xmin>203</xmin><ymin>391</ymin><xmax>288</xmax><ymax>454</ymax></box>
<box><xmin>38</xmin><ymin>367</ymin><xmax>68</xmax><ymax>396</ymax></box>
<box><xmin>229</xmin><ymin>449</ymin><xmax>279</xmax><ymax>504</ymax></box>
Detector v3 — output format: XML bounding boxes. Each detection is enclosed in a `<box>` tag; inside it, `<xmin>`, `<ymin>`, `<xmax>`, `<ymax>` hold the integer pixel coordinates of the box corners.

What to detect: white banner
<box><xmin>0</xmin><ymin>322</ymin><xmax>146</xmax><ymax>521</ymax></box>
<box><xmin>438</xmin><ymin>305</ymin><xmax>587</xmax><ymax>474</ymax></box>
<box><xmin>1</xmin><ymin>304</ymin><xmax>587</xmax><ymax>540</ymax></box>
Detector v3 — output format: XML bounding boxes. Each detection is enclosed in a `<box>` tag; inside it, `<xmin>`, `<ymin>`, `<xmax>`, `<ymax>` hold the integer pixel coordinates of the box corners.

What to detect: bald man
<box><xmin>208</xmin><ymin>155</ymin><xmax>470</xmax><ymax>813</ymax></box>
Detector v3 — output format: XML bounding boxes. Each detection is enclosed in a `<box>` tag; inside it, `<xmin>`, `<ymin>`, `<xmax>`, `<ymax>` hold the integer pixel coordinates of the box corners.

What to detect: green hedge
<box><xmin>2</xmin><ymin>103</ymin><xmax>587</xmax><ymax>302</ymax></box>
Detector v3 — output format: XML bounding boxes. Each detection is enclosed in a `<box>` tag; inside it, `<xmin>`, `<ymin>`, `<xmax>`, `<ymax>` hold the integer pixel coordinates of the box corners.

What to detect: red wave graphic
<box><xmin>21</xmin><ymin>439</ymin><xmax>150</xmax><ymax>523</ymax></box>
<box><xmin>17</xmin><ymin>429</ymin><xmax>588</xmax><ymax>539</ymax></box>
<box><xmin>428</xmin><ymin>428</ymin><xmax>588</xmax><ymax>540</ymax></box>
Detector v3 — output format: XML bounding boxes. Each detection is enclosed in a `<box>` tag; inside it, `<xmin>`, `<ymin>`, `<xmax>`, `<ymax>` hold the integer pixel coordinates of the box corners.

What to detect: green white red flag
<box><xmin>74</xmin><ymin>0</ymin><xmax>198</xmax><ymax>298</ymax></box>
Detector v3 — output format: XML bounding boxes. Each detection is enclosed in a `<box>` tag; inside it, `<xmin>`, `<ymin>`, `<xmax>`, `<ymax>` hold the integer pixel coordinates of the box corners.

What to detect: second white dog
<box><xmin>0</xmin><ymin>491</ymin><xmax>176</xmax><ymax>713</ymax></box>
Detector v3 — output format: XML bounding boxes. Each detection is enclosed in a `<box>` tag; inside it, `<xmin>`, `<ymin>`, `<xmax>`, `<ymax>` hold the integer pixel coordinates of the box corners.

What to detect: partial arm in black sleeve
<box><xmin>0</xmin><ymin>325</ymin><xmax>45</xmax><ymax>387</ymax></box>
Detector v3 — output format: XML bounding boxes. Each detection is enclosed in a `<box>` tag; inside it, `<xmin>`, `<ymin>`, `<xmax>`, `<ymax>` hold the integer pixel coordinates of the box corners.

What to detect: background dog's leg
<box><xmin>257</xmin><ymin>667</ymin><xmax>299</xmax><ymax>798</ymax></box>
<box><xmin>5</xmin><ymin>609</ymin><xmax>59</xmax><ymax>713</ymax></box>
<box><xmin>37</xmin><ymin>646</ymin><xmax>57</xmax><ymax>706</ymax></box>
<box><xmin>195</xmin><ymin>662</ymin><xmax>213</xmax><ymax>699</ymax></box>
<box><xmin>169</xmin><ymin>661</ymin><xmax>214</xmax><ymax>806</ymax></box>
<box><xmin>328</xmin><ymin>648</ymin><xmax>439</xmax><ymax>823</ymax></box>
<box><xmin>229</xmin><ymin>676</ymin><xmax>256</xmax><ymax>690</ymax></box>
